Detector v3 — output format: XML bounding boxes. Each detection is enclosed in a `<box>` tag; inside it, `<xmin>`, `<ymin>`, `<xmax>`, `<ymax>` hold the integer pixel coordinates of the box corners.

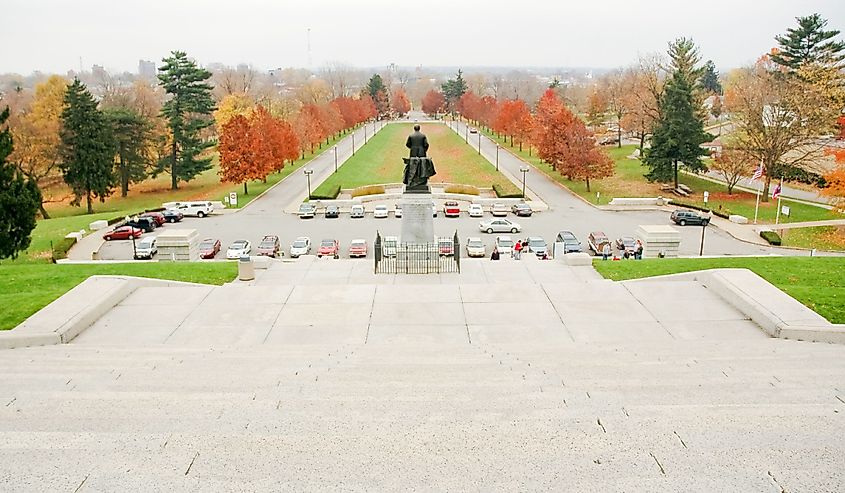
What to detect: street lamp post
<box><xmin>496</xmin><ymin>144</ymin><xmax>500</xmax><ymax>171</ymax></box>
<box><xmin>464</xmin><ymin>125</ymin><xmax>468</xmax><ymax>143</ymax></box>
<box><xmin>520</xmin><ymin>166</ymin><xmax>529</xmax><ymax>199</ymax></box>
<box><xmin>699</xmin><ymin>222</ymin><xmax>707</xmax><ymax>256</ymax></box>
<box><xmin>352</xmin><ymin>132</ymin><xmax>356</xmax><ymax>155</ymax></box>
<box><xmin>304</xmin><ymin>169</ymin><xmax>313</xmax><ymax>200</ymax></box>
<box><xmin>477</xmin><ymin>131</ymin><xmax>481</xmax><ymax>154</ymax></box>
<box><xmin>364</xmin><ymin>124</ymin><xmax>368</xmax><ymax>143</ymax></box>
<box><xmin>333</xmin><ymin>146</ymin><xmax>338</xmax><ymax>173</ymax></box>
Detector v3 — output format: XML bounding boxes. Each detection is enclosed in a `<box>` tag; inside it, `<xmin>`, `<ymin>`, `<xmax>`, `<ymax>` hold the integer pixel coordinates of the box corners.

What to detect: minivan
<box><xmin>134</xmin><ymin>236</ymin><xmax>157</xmax><ymax>259</ymax></box>
<box><xmin>168</xmin><ymin>201</ymin><xmax>214</xmax><ymax>218</ymax></box>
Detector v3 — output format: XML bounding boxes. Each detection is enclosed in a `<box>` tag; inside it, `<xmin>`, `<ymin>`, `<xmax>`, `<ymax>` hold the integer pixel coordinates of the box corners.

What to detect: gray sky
<box><xmin>4</xmin><ymin>0</ymin><xmax>844</xmax><ymax>74</ymax></box>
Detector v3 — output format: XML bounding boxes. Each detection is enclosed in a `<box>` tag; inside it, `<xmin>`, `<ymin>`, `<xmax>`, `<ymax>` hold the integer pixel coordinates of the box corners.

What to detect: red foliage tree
<box><xmin>390</xmin><ymin>88</ymin><xmax>411</xmax><ymax>116</ymax></box>
<box><xmin>219</xmin><ymin>114</ymin><xmax>257</xmax><ymax>195</ymax></box>
<box><xmin>295</xmin><ymin>104</ymin><xmax>325</xmax><ymax>155</ymax></box>
<box><xmin>421</xmin><ymin>90</ymin><xmax>445</xmax><ymax>116</ymax></box>
<box><xmin>494</xmin><ymin>99</ymin><xmax>531</xmax><ymax>146</ymax></box>
<box><xmin>561</xmin><ymin>116</ymin><xmax>614</xmax><ymax>192</ymax></box>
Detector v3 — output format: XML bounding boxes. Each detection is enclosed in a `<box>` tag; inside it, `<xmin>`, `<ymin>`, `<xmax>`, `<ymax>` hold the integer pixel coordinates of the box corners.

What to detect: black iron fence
<box><xmin>374</xmin><ymin>231</ymin><xmax>460</xmax><ymax>274</ymax></box>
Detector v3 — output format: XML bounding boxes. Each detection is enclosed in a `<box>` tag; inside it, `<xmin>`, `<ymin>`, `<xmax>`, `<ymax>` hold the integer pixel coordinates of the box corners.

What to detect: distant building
<box><xmin>92</xmin><ymin>64</ymin><xmax>107</xmax><ymax>80</ymax></box>
<box><xmin>138</xmin><ymin>59</ymin><xmax>156</xmax><ymax>79</ymax></box>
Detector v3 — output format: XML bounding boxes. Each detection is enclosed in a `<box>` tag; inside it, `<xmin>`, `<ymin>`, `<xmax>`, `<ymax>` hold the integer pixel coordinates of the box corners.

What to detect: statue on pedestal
<box><xmin>403</xmin><ymin>124</ymin><xmax>436</xmax><ymax>192</ymax></box>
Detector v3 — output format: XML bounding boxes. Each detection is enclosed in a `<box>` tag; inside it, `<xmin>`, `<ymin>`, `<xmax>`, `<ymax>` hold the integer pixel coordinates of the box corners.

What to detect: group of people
<box><xmin>490</xmin><ymin>239</ymin><xmax>550</xmax><ymax>261</ymax></box>
<box><xmin>601</xmin><ymin>240</ymin><xmax>644</xmax><ymax>260</ymax></box>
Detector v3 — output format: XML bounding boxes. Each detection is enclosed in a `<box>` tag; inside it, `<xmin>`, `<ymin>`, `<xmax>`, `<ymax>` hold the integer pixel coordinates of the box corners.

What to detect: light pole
<box><xmin>464</xmin><ymin>125</ymin><xmax>468</xmax><ymax>143</ymax></box>
<box><xmin>496</xmin><ymin>144</ymin><xmax>500</xmax><ymax>171</ymax></box>
<box><xmin>352</xmin><ymin>132</ymin><xmax>356</xmax><ymax>155</ymax></box>
<box><xmin>699</xmin><ymin>222</ymin><xmax>707</xmax><ymax>256</ymax></box>
<box><xmin>519</xmin><ymin>166</ymin><xmax>529</xmax><ymax>199</ymax></box>
<box><xmin>304</xmin><ymin>169</ymin><xmax>313</xmax><ymax>200</ymax></box>
<box><xmin>477</xmin><ymin>131</ymin><xmax>481</xmax><ymax>154</ymax></box>
<box><xmin>333</xmin><ymin>146</ymin><xmax>338</xmax><ymax>173</ymax></box>
<box><xmin>364</xmin><ymin>124</ymin><xmax>368</xmax><ymax>143</ymax></box>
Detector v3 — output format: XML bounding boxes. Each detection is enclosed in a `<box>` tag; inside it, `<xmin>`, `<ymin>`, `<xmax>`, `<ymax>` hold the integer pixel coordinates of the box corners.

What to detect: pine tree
<box><xmin>104</xmin><ymin>108</ymin><xmax>152</xmax><ymax>197</ymax></box>
<box><xmin>0</xmin><ymin>106</ymin><xmax>41</xmax><ymax>260</ymax></box>
<box><xmin>157</xmin><ymin>51</ymin><xmax>216</xmax><ymax>190</ymax></box>
<box><xmin>700</xmin><ymin>60</ymin><xmax>722</xmax><ymax>94</ymax></box>
<box><xmin>643</xmin><ymin>39</ymin><xmax>711</xmax><ymax>189</ymax></box>
<box><xmin>441</xmin><ymin>70</ymin><xmax>468</xmax><ymax>116</ymax></box>
<box><xmin>771</xmin><ymin>13</ymin><xmax>845</xmax><ymax>70</ymax></box>
<box><xmin>60</xmin><ymin>79</ymin><xmax>116</xmax><ymax>214</ymax></box>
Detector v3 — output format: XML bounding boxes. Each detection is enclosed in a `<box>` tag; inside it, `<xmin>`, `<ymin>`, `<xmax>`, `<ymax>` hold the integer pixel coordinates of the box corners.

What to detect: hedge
<box><xmin>51</xmin><ymin>237</ymin><xmax>77</xmax><ymax>262</ymax></box>
<box><xmin>493</xmin><ymin>184</ymin><xmax>523</xmax><ymax>198</ymax></box>
<box><xmin>667</xmin><ymin>199</ymin><xmax>730</xmax><ymax>218</ymax></box>
<box><xmin>760</xmin><ymin>230</ymin><xmax>782</xmax><ymax>246</ymax></box>
<box><xmin>310</xmin><ymin>185</ymin><xmax>341</xmax><ymax>200</ymax></box>
<box><xmin>444</xmin><ymin>184</ymin><xmax>480</xmax><ymax>195</ymax></box>
<box><xmin>350</xmin><ymin>184</ymin><xmax>384</xmax><ymax>198</ymax></box>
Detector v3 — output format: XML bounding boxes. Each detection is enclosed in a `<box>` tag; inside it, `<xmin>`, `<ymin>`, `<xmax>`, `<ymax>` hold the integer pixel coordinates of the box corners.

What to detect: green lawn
<box><xmin>313</xmin><ymin>123</ymin><xmax>520</xmax><ymax>196</ymax></box>
<box><xmin>780</xmin><ymin>226</ymin><xmax>845</xmax><ymax>251</ymax></box>
<box><xmin>0</xmin><ymin>263</ymin><xmax>237</xmax><ymax>330</ymax></box>
<box><xmin>593</xmin><ymin>257</ymin><xmax>845</xmax><ymax>323</ymax></box>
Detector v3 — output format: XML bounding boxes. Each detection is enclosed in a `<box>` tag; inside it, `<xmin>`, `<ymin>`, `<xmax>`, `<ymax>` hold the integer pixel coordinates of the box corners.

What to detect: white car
<box><xmin>226</xmin><ymin>239</ymin><xmax>251</xmax><ymax>260</ymax></box>
<box><xmin>350</xmin><ymin>205</ymin><xmax>365</xmax><ymax>218</ymax></box>
<box><xmin>491</xmin><ymin>203</ymin><xmax>509</xmax><ymax>217</ymax></box>
<box><xmin>495</xmin><ymin>236</ymin><xmax>514</xmax><ymax>256</ymax></box>
<box><xmin>134</xmin><ymin>236</ymin><xmax>157</xmax><ymax>260</ymax></box>
<box><xmin>289</xmin><ymin>236</ymin><xmax>311</xmax><ymax>258</ymax></box>
<box><xmin>468</xmin><ymin>204</ymin><xmax>484</xmax><ymax>217</ymax></box>
<box><xmin>479</xmin><ymin>218</ymin><xmax>521</xmax><ymax>234</ymax></box>
<box><xmin>373</xmin><ymin>205</ymin><xmax>389</xmax><ymax>218</ymax></box>
<box><xmin>466</xmin><ymin>237</ymin><xmax>486</xmax><ymax>258</ymax></box>
<box><xmin>394</xmin><ymin>205</ymin><xmax>403</xmax><ymax>218</ymax></box>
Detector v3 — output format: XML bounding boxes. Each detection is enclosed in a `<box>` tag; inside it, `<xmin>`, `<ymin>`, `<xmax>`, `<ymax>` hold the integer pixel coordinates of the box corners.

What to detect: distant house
<box><xmin>701</xmin><ymin>137</ymin><xmax>723</xmax><ymax>155</ymax></box>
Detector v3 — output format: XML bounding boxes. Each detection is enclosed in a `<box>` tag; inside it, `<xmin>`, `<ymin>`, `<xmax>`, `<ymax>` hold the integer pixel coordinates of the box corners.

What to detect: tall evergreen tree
<box><xmin>104</xmin><ymin>108</ymin><xmax>152</xmax><ymax>197</ymax></box>
<box><xmin>441</xmin><ymin>70</ymin><xmax>468</xmax><ymax>116</ymax></box>
<box><xmin>643</xmin><ymin>39</ymin><xmax>711</xmax><ymax>189</ymax></box>
<box><xmin>60</xmin><ymin>79</ymin><xmax>116</xmax><ymax>214</ymax></box>
<box><xmin>0</xmin><ymin>107</ymin><xmax>41</xmax><ymax>260</ymax></box>
<box><xmin>771</xmin><ymin>13</ymin><xmax>845</xmax><ymax>70</ymax></box>
<box><xmin>157</xmin><ymin>51</ymin><xmax>215</xmax><ymax>190</ymax></box>
<box><xmin>700</xmin><ymin>60</ymin><xmax>722</xmax><ymax>94</ymax></box>
<box><xmin>365</xmin><ymin>74</ymin><xmax>389</xmax><ymax>119</ymax></box>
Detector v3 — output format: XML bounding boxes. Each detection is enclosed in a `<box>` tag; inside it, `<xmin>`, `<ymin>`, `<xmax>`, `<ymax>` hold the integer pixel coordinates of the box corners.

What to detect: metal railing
<box><xmin>374</xmin><ymin>231</ymin><xmax>460</xmax><ymax>274</ymax></box>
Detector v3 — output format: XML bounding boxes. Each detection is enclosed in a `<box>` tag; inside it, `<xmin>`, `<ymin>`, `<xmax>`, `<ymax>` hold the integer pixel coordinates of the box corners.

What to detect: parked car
<box><xmin>198</xmin><ymin>238</ymin><xmax>221</xmax><ymax>259</ymax></box>
<box><xmin>298</xmin><ymin>203</ymin><xmax>316</xmax><ymax>219</ymax></box>
<box><xmin>382</xmin><ymin>235</ymin><xmax>399</xmax><ymax>257</ymax></box>
<box><xmin>134</xmin><ymin>236</ymin><xmax>157</xmax><ymax>260</ymax></box>
<box><xmin>350</xmin><ymin>205</ymin><xmax>365</xmax><ymax>218</ymax></box>
<box><xmin>469</xmin><ymin>127</ymin><xmax>478</xmax><ymax>134</ymax></box>
<box><xmin>373</xmin><ymin>205</ymin><xmax>389</xmax><ymax>218</ymax></box>
<box><xmin>289</xmin><ymin>237</ymin><xmax>311</xmax><ymax>258</ymax></box>
<box><xmin>479</xmin><ymin>218</ymin><xmax>521</xmax><ymax>234</ymax></box>
<box><xmin>126</xmin><ymin>217</ymin><xmax>157</xmax><ymax>232</ymax></box>
<box><xmin>438</xmin><ymin>237</ymin><xmax>454</xmax><ymax>256</ymax></box>
<box><xmin>317</xmin><ymin>239</ymin><xmax>339</xmax><ymax>258</ymax></box>
<box><xmin>671</xmin><ymin>209</ymin><xmax>710</xmax><ymax>226</ymax></box>
<box><xmin>325</xmin><ymin>205</ymin><xmax>339</xmax><ymax>218</ymax></box>
<box><xmin>444</xmin><ymin>201</ymin><xmax>461</xmax><ymax>217</ymax></box>
<box><xmin>511</xmin><ymin>203</ymin><xmax>533</xmax><ymax>217</ymax></box>
<box><xmin>526</xmin><ymin>237</ymin><xmax>548</xmax><ymax>257</ymax></box>
<box><xmin>349</xmin><ymin>239</ymin><xmax>368</xmax><ymax>258</ymax></box>
<box><xmin>615</xmin><ymin>236</ymin><xmax>637</xmax><ymax>256</ymax></box>
<box><xmin>162</xmin><ymin>209</ymin><xmax>184</xmax><ymax>223</ymax></box>
<box><xmin>555</xmin><ymin>231</ymin><xmax>582</xmax><ymax>254</ymax></box>
<box><xmin>141</xmin><ymin>211</ymin><xmax>166</xmax><ymax>226</ymax></box>
<box><xmin>169</xmin><ymin>201</ymin><xmax>213</xmax><ymax>218</ymax></box>
<box><xmin>256</xmin><ymin>235</ymin><xmax>281</xmax><ymax>258</ymax></box>
<box><xmin>587</xmin><ymin>231</ymin><xmax>611</xmax><ymax>255</ymax></box>
<box><xmin>466</xmin><ymin>237</ymin><xmax>486</xmax><ymax>258</ymax></box>
<box><xmin>394</xmin><ymin>205</ymin><xmax>402</xmax><ymax>218</ymax></box>
<box><xmin>226</xmin><ymin>240</ymin><xmax>251</xmax><ymax>259</ymax></box>
<box><xmin>491</xmin><ymin>203</ymin><xmax>509</xmax><ymax>217</ymax></box>
<box><xmin>468</xmin><ymin>204</ymin><xmax>484</xmax><ymax>217</ymax></box>
<box><xmin>495</xmin><ymin>236</ymin><xmax>514</xmax><ymax>256</ymax></box>
<box><xmin>103</xmin><ymin>226</ymin><xmax>142</xmax><ymax>241</ymax></box>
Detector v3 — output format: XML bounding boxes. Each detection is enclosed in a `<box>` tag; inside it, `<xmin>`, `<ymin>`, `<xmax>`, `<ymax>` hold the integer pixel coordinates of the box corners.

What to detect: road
<box><xmin>93</xmin><ymin>119</ymin><xmax>807</xmax><ymax>262</ymax></box>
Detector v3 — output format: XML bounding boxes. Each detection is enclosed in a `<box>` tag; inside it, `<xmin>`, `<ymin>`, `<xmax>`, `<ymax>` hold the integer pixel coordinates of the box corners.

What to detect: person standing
<box><xmin>635</xmin><ymin>240</ymin><xmax>644</xmax><ymax>260</ymax></box>
<box><xmin>514</xmin><ymin>240</ymin><xmax>523</xmax><ymax>260</ymax></box>
<box><xmin>601</xmin><ymin>242</ymin><xmax>611</xmax><ymax>260</ymax></box>
<box><xmin>491</xmin><ymin>246</ymin><xmax>500</xmax><ymax>261</ymax></box>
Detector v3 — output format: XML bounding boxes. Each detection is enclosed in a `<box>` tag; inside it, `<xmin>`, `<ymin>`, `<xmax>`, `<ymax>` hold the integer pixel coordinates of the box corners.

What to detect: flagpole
<box><xmin>775</xmin><ymin>177</ymin><xmax>783</xmax><ymax>225</ymax></box>
<box><xmin>752</xmin><ymin>159</ymin><xmax>763</xmax><ymax>225</ymax></box>
<box><xmin>754</xmin><ymin>183</ymin><xmax>761</xmax><ymax>224</ymax></box>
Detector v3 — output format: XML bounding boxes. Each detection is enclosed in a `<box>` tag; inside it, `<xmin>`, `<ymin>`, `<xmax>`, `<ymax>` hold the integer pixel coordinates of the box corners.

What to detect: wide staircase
<box><xmin>1</xmin><ymin>257</ymin><xmax>843</xmax><ymax>491</ymax></box>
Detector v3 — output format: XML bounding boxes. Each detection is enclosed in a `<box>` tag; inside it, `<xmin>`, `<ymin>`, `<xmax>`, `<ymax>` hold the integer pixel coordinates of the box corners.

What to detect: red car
<box><xmin>103</xmin><ymin>226</ymin><xmax>143</xmax><ymax>241</ymax></box>
<box><xmin>444</xmin><ymin>201</ymin><xmax>461</xmax><ymax>217</ymax></box>
<box><xmin>348</xmin><ymin>239</ymin><xmax>368</xmax><ymax>258</ymax></box>
<box><xmin>141</xmin><ymin>211</ymin><xmax>166</xmax><ymax>226</ymax></box>
<box><xmin>317</xmin><ymin>239</ymin><xmax>339</xmax><ymax>258</ymax></box>
<box><xmin>198</xmin><ymin>238</ymin><xmax>221</xmax><ymax>259</ymax></box>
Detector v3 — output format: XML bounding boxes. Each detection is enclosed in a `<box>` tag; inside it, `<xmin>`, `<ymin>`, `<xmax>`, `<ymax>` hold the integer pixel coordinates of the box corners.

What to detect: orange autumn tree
<box><xmin>421</xmin><ymin>90</ymin><xmax>445</xmax><ymax>116</ymax></box>
<box><xmin>824</xmin><ymin>147</ymin><xmax>845</xmax><ymax>212</ymax></box>
<box><xmin>494</xmin><ymin>99</ymin><xmax>531</xmax><ymax>147</ymax></box>
<box><xmin>219</xmin><ymin>114</ymin><xmax>261</xmax><ymax>195</ymax></box>
<box><xmin>390</xmin><ymin>88</ymin><xmax>411</xmax><ymax>117</ymax></box>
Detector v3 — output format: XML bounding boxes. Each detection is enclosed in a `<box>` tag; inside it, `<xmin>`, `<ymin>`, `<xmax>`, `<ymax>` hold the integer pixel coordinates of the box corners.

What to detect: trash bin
<box><xmin>238</xmin><ymin>255</ymin><xmax>255</xmax><ymax>281</ymax></box>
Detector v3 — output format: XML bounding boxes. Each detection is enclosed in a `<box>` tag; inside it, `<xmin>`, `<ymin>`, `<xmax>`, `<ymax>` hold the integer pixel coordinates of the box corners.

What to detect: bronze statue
<box><xmin>403</xmin><ymin>124</ymin><xmax>436</xmax><ymax>192</ymax></box>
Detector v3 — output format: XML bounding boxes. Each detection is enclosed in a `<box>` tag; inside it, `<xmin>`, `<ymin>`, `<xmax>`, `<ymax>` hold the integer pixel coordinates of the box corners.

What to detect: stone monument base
<box><xmin>399</xmin><ymin>194</ymin><xmax>435</xmax><ymax>245</ymax></box>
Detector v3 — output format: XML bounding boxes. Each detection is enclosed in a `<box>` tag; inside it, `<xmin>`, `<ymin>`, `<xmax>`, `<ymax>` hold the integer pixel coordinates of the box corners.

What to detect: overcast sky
<box><xmin>4</xmin><ymin>0</ymin><xmax>844</xmax><ymax>74</ymax></box>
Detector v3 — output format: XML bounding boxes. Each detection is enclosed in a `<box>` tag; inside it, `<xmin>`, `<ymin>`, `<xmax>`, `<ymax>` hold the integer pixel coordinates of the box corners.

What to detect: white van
<box><xmin>134</xmin><ymin>236</ymin><xmax>157</xmax><ymax>260</ymax></box>
<box><xmin>163</xmin><ymin>201</ymin><xmax>214</xmax><ymax>218</ymax></box>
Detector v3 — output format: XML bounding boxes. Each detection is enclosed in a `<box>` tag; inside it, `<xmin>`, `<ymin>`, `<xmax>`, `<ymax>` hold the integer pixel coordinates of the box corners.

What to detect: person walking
<box><xmin>514</xmin><ymin>240</ymin><xmax>523</xmax><ymax>260</ymax></box>
<box><xmin>491</xmin><ymin>246</ymin><xmax>500</xmax><ymax>261</ymax></box>
<box><xmin>635</xmin><ymin>240</ymin><xmax>644</xmax><ymax>260</ymax></box>
<box><xmin>601</xmin><ymin>242</ymin><xmax>611</xmax><ymax>261</ymax></box>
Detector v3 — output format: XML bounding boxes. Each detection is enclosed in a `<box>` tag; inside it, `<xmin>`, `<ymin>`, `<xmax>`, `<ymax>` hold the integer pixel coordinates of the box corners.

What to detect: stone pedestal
<box><xmin>635</xmin><ymin>225</ymin><xmax>680</xmax><ymax>258</ymax></box>
<box><xmin>400</xmin><ymin>194</ymin><xmax>434</xmax><ymax>244</ymax></box>
<box><xmin>156</xmin><ymin>229</ymin><xmax>200</xmax><ymax>262</ymax></box>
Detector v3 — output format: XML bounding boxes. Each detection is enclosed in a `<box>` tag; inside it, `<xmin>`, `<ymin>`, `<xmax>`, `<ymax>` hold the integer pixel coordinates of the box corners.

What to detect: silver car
<box><xmin>466</xmin><ymin>237</ymin><xmax>486</xmax><ymax>257</ymax></box>
<box><xmin>479</xmin><ymin>218</ymin><xmax>521</xmax><ymax>234</ymax></box>
<box><xmin>289</xmin><ymin>236</ymin><xmax>311</xmax><ymax>257</ymax></box>
<box><xmin>495</xmin><ymin>236</ymin><xmax>514</xmax><ymax>256</ymax></box>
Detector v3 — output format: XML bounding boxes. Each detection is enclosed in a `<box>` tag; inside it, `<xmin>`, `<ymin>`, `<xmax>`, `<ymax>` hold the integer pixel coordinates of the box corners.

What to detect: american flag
<box><xmin>750</xmin><ymin>162</ymin><xmax>764</xmax><ymax>182</ymax></box>
<box><xmin>771</xmin><ymin>182</ymin><xmax>782</xmax><ymax>200</ymax></box>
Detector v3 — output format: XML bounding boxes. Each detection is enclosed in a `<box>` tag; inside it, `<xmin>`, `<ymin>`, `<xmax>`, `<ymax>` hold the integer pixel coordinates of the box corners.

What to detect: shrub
<box><xmin>350</xmin><ymin>184</ymin><xmax>385</xmax><ymax>198</ymax></box>
<box><xmin>668</xmin><ymin>200</ymin><xmax>713</xmax><ymax>214</ymax></box>
<box><xmin>51</xmin><ymin>237</ymin><xmax>77</xmax><ymax>262</ymax></box>
<box><xmin>760</xmin><ymin>230</ymin><xmax>782</xmax><ymax>246</ymax></box>
<box><xmin>310</xmin><ymin>185</ymin><xmax>342</xmax><ymax>200</ymax></box>
<box><xmin>444</xmin><ymin>184</ymin><xmax>480</xmax><ymax>195</ymax></box>
<box><xmin>492</xmin><ymin>183</ymin><xmax>523</xmax><ymax>198</ymax></box>
<box><xmin>712</xmin><ymin>210</ymin><xmax>730</xmax><ymax>219</ymax></box>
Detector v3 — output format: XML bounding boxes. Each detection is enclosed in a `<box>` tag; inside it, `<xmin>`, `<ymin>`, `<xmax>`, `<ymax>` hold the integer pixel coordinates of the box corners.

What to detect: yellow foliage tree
<box><xmin>214</xmin><ymin>93</ymin><xmax>254</xmax><ymax>132</ymax></box>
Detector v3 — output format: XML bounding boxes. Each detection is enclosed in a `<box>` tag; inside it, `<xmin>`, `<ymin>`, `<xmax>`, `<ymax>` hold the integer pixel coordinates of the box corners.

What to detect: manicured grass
<box><xmin>313</xmin><ymin>123</ymin><xmax>520</xmax><ymax>196</ymax></box>
<box><xmin>479</xmin><ymin>126</ymin><xmax>842</xmax><ymax>224</ymax></box>
<box><xmin>780</xmin><ymin>226</ymin><xmax>845</xmax><ymax>251</ymax></box>
<box><xmin>593</xmin><ymin>257</ymin><xmax>845</xmax><ymax>323</ymax></box>
<box><xmin>0</xmin><ymin>263</ymin><xmax>237</xmax><ymax>330</ymax></box>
